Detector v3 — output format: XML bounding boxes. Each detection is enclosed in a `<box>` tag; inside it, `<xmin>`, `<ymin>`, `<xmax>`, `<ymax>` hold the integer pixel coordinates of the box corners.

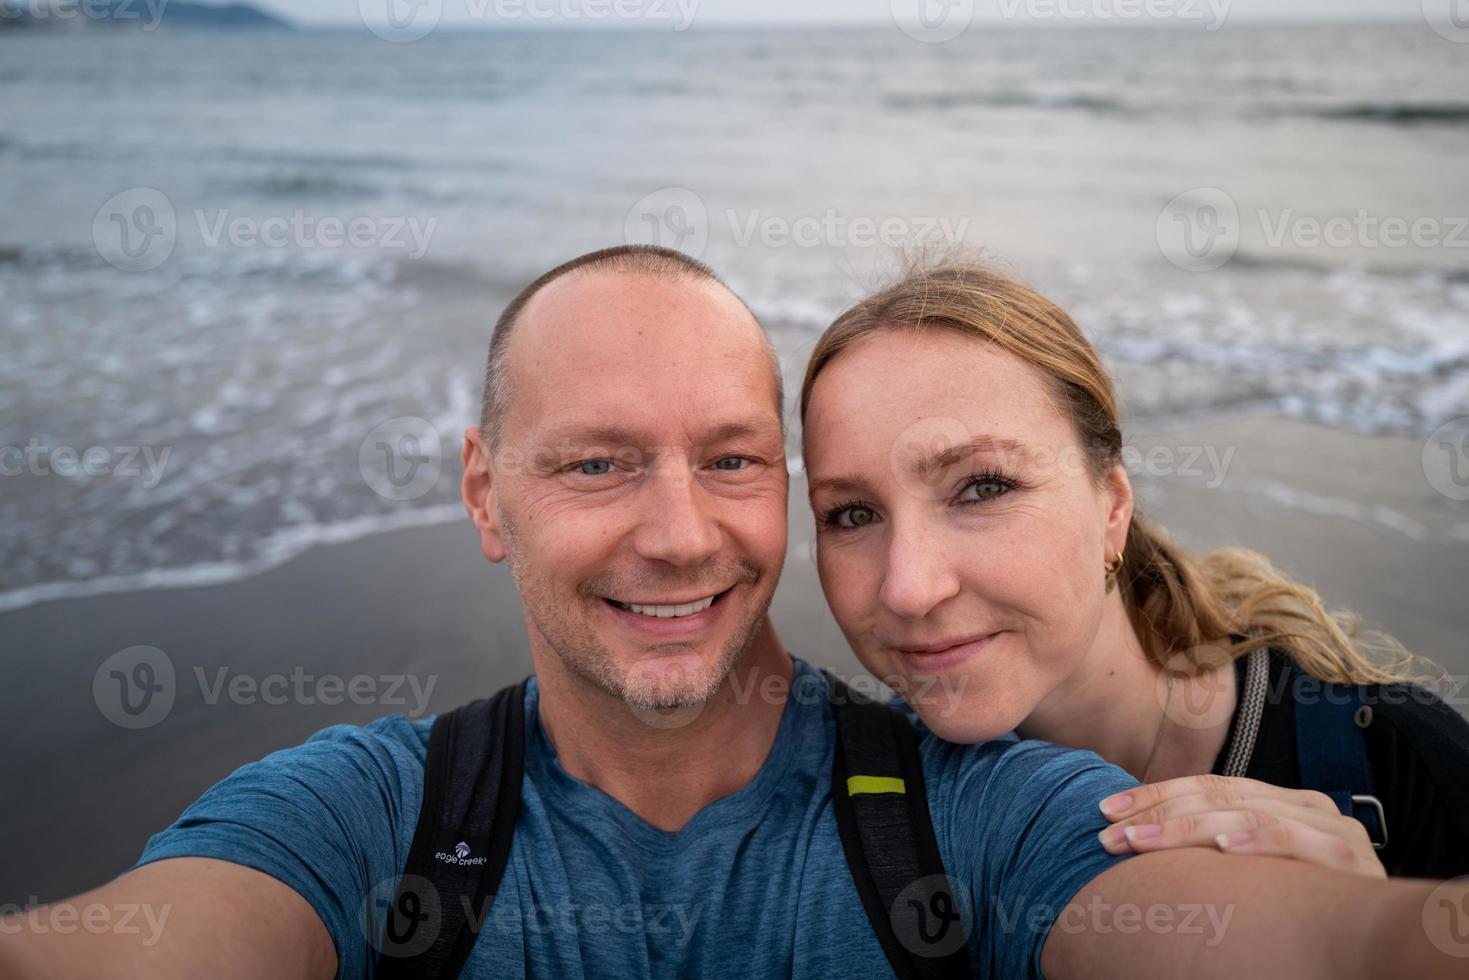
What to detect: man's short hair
<box><xmin>479</xmin><ymin>245</ymin><xmax>784</xmax><ymax>447</ymax></box>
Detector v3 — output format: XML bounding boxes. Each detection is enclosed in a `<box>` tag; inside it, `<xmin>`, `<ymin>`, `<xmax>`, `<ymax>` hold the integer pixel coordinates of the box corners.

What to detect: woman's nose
<box><xmin>877</xmin><ymin>520</ymin><xmax>962</xmax><ymax>620</ymax></box>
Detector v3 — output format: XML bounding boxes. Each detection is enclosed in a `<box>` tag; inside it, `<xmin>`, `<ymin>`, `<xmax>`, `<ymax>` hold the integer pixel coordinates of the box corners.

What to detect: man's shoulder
<box><xmin>904</xmin><ymin>708</ymin><xmax>1135</xmax><ymax>847</ymax></box>
<box><xmin>167</xmin><ymin>711</ymin><xmax>437</xmax><ymax>819</ymax></box>
<box><xmin>300</xmin><ymin>711</ymin><xmax>435</xmax><ymax>759</ymax></box>
<box><xmin>916</xmin><ymin>724</ymin><xmax>1123</xmax><ymax>800</ymax></box>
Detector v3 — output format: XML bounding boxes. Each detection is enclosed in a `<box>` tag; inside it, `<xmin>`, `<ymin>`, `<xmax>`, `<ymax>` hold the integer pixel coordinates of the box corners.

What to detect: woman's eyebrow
<box><xmin>914</xmin><ymin>435</ymin><xmax>1033</xmax><ymax>477</ymax></box>
<box><xmin>807</xmin><ymin>473</ymin><xmax>869</xmax><ymax>499</ymax></box>
<box><xmin>808</xmin><ymin>436</ymin><xmax>1033</xmax><ymax>499</ymax></box>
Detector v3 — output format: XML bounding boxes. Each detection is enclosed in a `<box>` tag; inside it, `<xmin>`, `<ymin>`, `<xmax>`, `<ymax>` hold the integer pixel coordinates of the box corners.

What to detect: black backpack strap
<box><xmin>827</xmin><ymin>671</ymin><xmax>972</xmax><ymax>979</ymax></box>
<box><xmin>1294</xmin><ymin>681</ymin><xmax>1387</xmax><ymax>849</ymax></box>
<box><xmin>375</xmin><ymin>678</ymin><xmax>529</xmax><ymax>980</ymax></box>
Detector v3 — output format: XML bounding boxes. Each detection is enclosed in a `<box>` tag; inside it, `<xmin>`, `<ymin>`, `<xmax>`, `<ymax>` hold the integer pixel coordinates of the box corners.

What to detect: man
<box><xmin>2</xmin><ymin>246</ymin><xmax>1465</xmax><ymax>979</ymax></box>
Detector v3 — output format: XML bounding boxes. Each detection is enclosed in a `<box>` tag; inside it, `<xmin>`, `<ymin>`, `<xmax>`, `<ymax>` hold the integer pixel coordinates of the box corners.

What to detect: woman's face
<box><xmin>803</xmin><ymin>328</ymin><xmax>1132</xmax><ymax>742</ymax></box>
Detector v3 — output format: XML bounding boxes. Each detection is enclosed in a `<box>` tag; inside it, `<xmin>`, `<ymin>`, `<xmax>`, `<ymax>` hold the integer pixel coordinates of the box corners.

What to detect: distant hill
<box><xmin>0</xmin><ymin>1</ymin><xmax>294</xmax><ymax>30</ymax></box>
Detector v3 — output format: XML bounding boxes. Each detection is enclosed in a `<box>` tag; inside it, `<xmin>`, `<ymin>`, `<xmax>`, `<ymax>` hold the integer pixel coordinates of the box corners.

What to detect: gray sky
<box><xmin>260</xmin><ymin>0</ymin><xmax>1427</xmax><ymax>28</ymax></box>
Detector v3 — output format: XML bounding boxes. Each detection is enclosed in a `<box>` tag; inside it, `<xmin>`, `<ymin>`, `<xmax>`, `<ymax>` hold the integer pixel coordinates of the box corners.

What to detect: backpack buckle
<box><xmin>1351</xmin><ymin>794</ymin><xmax>1388</xmax><ymax>850</ymax></box>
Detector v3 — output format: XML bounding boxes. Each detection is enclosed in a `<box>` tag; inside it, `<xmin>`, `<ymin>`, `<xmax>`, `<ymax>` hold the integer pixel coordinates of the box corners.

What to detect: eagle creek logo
<box><xmin>434</xmin><ymin>841</ymin><xmax>488</xmax><ymax>867</ymax></box>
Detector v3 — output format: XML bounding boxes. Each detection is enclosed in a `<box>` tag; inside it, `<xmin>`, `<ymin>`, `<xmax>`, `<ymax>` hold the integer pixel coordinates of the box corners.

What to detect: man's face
<box><xmin>478</xmin><ymin>270</ymin><xmax>788</xmax><ymax>709</ymax></box>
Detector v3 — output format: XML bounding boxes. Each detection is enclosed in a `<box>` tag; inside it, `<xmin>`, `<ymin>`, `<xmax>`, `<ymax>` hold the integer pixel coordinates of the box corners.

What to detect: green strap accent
<box><xmin>846</xmin><ymin>775</ymin><xmax>906</xmax><ymax>796</ymax></box>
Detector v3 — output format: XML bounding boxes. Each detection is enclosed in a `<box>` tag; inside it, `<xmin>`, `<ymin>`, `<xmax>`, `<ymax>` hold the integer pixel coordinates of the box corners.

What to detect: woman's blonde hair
<box><xmin>799</xmin><ymin>260</ymin><xmax>1432</xmax><ymax>687</ymax></box>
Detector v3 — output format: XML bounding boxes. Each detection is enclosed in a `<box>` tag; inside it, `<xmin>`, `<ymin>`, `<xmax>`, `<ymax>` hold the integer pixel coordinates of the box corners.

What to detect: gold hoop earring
<box><xmin>1104</xmin><ymin>551</ymin><xmax>1125</xmax><ymax>594</ymax></box>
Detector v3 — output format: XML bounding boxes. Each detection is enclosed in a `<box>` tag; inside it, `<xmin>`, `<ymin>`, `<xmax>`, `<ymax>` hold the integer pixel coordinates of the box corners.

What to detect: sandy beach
<box><xmin>2</xmin><ymin>413</ymin><xmax>1465</xmax><ymax>907</ymax></box>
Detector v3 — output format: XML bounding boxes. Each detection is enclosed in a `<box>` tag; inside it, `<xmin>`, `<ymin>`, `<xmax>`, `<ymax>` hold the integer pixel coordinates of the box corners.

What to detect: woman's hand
<box><xmin>1096</xmin><ymin>774</ymin><xmax>1386</xmax><ymax>878</ymax></box>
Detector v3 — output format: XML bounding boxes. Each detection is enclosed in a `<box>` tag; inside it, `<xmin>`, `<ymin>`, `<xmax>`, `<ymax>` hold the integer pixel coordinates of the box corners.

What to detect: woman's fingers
<box><xmin>1109</xmin><ymin>788</ymin><xmax>1356</xmax><ymax>839</ymax></box>
<box><xmin>1100</xmin><ymin>774</ymin><xmax>1339</xmax><ymax>822</ymax></box>
<box><xmin>1096</xmin><ymin>809</ymin><xmax>1386</xmax><ymax>878</ymax></box>
<box><xmin>1214</xmin><ymin>820</ymin><xmax>1387</xmax><ymax>879</ymax></box>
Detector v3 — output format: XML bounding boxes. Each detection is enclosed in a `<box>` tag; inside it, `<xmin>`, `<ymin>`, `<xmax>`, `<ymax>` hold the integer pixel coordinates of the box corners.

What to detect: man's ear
<box><xmin>1101</xmin><ymin>461</ymin><xmax>1134</xmax><ymax>557</ymax></box>
<box><xmin>462</xmin><ymin>425</ymin><xmax>507</xmax><ymax>563</ymax></box>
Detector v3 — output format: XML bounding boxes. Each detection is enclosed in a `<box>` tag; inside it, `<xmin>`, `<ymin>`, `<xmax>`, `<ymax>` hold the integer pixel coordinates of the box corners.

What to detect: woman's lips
<box><xmin>895</xmin><ymin>632</ymin><xmax>1002</xmax><ymax>673</ymax></box>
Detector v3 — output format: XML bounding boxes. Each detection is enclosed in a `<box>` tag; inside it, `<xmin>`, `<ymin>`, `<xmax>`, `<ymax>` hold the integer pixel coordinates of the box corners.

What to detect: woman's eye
<box><xmin>830</xmin><ymin>505</ymin><xmax>878</xmax><ymax>529</ymax></box>
<box><xmin>960</xmin><ymin>476</ymin><xmax>1012</xmax><ymax>501</ymax></box>
<box><xmin>578</xmin><ymin>460</ymin><xmax>612</xmax><ymax>476</ymax></box>
<box><xmin>711</xmin><ymin>456</ymin><xmax>748</xmax><ymax>471</ymax></box>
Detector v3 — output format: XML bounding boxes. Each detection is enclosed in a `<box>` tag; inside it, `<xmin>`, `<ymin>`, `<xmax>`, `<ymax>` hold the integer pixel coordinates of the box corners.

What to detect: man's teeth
<box><xmin>618</xmin><ymin>595</ymin><xmax>717</xmax><ymax>618</ymax></box>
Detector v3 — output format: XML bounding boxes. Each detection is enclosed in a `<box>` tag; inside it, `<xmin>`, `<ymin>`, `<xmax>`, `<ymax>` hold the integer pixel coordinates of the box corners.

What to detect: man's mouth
<box><xmin>603</xmin><ymin>588</ymin><xmax>732</xmax><ymax>619</ymax></box>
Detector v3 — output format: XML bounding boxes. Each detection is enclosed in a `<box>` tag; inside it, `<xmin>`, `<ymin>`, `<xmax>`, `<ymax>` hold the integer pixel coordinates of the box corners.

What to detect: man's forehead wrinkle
<box><xmin>527</xmin><ymin>414</ymin><xmax>781</xmax><ymax>455</ymax></box>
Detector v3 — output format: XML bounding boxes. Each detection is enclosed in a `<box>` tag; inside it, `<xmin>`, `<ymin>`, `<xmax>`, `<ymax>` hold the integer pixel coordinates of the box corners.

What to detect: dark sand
<box><xmin>3</xmin><ymin>415</ymin><xmax>1465</xmax><ymax>905</ymax></box>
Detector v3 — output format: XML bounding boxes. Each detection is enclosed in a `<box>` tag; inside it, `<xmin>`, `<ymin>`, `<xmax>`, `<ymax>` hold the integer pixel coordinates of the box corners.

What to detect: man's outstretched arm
<box><xmin>0</xmin><ymin>858</ymin><xmax>337</xmax><ymax>980</ymax></box>
<box><xmin>1042</xmin><ymin>849</ymin><xmax>1467</xmax><ymax>979</ymax></box>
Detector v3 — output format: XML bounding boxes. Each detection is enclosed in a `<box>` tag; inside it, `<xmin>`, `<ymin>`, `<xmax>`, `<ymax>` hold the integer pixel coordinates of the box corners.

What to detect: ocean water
<box><xmin>2</xmin><ymin>24</ymin><xmax>1467</xmax><ymax>611</ymax></box>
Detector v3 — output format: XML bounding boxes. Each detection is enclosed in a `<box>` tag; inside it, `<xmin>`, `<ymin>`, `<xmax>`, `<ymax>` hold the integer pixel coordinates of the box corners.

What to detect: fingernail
<box><xmin>1098</xmin><ymin>825</ymin><xmax>1128</xmax><ymax>849</ymax></box>
<box><xmin>1216</xmin><ymin>831</ymin><xmax>1253</xmax><ymax>849</ymax></box>
<box><xmin>1099</xmin><ymin>793</ymin><xmax>1132</xmax><ymax>816</ymax></box>
<box><xmin>1124</xmin><ymin>823</ymin><xmax>1162</xmax><ymax>843</ymax></box>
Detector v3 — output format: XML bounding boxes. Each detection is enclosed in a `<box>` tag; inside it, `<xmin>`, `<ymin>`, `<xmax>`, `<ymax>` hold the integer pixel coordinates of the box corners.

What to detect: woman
<box><xmin>799</xmin><ymin>261</ymin><xmax>1469</xmax><ymax>879</ymax></box>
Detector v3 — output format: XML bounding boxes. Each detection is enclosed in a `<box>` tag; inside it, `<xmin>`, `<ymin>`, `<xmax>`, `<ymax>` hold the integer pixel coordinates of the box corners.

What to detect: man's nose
<box><xmin>877</xmin><ymin>519</ymin><xmax>961</xmax><ymax>621</ymax></box>
<box><xmin>631</xmin><ymin>463</ymin><xmax>723</xmax><ymax>568</ymax></box>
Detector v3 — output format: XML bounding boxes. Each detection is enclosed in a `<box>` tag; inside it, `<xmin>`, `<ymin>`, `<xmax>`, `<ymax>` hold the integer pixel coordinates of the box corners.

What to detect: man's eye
<box><xmin>711</xmin><ymin>456</ymin><xmax>748</xmax><ymax>471</ymax></box>
<box><xmin>577</xmin><ymin>460</ymin><xmax>612</xmax><ymax>476</ymax></box>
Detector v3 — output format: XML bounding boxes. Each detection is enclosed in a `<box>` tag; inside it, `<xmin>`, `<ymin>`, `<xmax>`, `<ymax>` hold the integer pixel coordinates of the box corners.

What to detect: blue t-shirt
<box><xmin>135</xmin><ymin>658</ymin><xmax>1136</xmax><ymax>978</ymax></box>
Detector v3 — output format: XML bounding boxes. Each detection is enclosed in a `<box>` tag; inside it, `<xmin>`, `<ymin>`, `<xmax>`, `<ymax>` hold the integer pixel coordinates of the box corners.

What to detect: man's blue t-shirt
<box><xmin>135</xmin><ymin>658</ymin><xmax>1136</xmax><ymax>978</ymax></box>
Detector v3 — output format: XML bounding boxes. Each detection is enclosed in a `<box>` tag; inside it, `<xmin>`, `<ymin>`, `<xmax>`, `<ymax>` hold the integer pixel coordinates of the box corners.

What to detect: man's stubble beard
<box><xmin>498</xmin><ymin>506</ymin><xmax>776</xmax><ymax>710</ymax></box>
